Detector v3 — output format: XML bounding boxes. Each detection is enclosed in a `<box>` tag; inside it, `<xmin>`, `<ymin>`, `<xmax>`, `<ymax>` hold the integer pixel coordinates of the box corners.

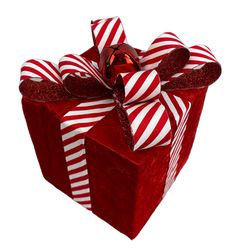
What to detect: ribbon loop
<box><xmin>162</xmin><ymin>44</ymin><xmax>222</xmax><ymax>90</ymax></box>
<box><xmin>59</xmin><ymin>54</ymin><xmax>112</xmax><ymax>98</ymax></box>
<box><xmin>91</xmin><ymin>16</ymin><xmax>127</xmax><ymax>54</ymax></box>
<box><xmin>19</xmin><ymin>59</ymin><xmax>71</xmax><ymax>102</ymax></box>
<box><xmin>140</xmin><ymin>32</ymin><xmax>190</xmax><ymax>80</ymax></box>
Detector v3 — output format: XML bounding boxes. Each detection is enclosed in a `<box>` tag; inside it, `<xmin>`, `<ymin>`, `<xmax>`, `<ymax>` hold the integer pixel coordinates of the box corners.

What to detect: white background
<box><xmin>0</xmin><ymin>0</ymin><xmax>234</xmax><ymax>251</ymax></box>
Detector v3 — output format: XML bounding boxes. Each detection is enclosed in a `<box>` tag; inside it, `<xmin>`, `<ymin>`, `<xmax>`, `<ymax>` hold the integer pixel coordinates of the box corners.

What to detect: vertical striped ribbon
<box><xmin>60</xmin><ymin>99</ymin><xmax>115</xmax><ymax>210</ymax></box>
<box><xmin>160</xmin><ymin>92</ymin><xmax>191</xmax><ymax>196</ymax></box>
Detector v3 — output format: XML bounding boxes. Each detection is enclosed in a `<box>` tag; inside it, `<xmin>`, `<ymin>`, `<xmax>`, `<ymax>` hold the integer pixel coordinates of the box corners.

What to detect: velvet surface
<box><xmin>21</xmin><ymin>46</ymin><xmax>208</xmax><ymax>239</ymax></box>
<box><xmin>85</xmin><ymin>88</ymin><xmax>207</xmax><ymax>239</ymax></box>
<box><xmin>22</xmin><ymin>98</ymin><xmax>80</xmax><ymax>197</ymax></box>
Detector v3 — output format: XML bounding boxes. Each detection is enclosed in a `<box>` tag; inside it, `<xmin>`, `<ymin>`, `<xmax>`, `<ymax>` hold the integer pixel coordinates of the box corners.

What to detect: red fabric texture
<box><xmin>85</xmin><ymin>88</ymin><xmax>207</xmax><ymax>239</ymax></box>
<box><xmin>21</xmin><ymin>46</ymin><xmax>207</xmax><ymax>239</ymax></box>
<box><xmin>22</xmin><ymin>98</ymin><xmax>79</xmax><ymax>197</ymax></box>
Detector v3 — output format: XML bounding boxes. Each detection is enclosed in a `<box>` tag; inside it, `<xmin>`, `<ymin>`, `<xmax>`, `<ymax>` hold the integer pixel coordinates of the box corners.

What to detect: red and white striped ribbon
<box><xmin>19</xmin><ymin>59</ymin><xmax>73</xmax><ymax>102</ymax></box>
<box><xmin>180</xmin><ymin>45</ymin><xmax>217</xmax><ymax>73</ymax></box>
<box><xmin>115</xmin><ymin>69</ymin><xmax>171</xmax><ymax>151</ymax></box>
<box><xmin>124</xmin><ymin>100</ymin><xmax>172</xmax><ymax>151</ymax></box>
<box><xmin>61</xmin><ymin>99</ymin><xmax>115</xmax><ymax>210</ymax></box>
<box><xmin>91</xmin><ymin>16</ymin><xmax>127</xmax><ymax>54</ymax></box>
<box><xmin>160</xmin><ymin>91</ymin><xmax>191</xmax><ymax>195</ymax></box>
<box><xmin>59</xmin><ymin>54</ymin><xmax>110</xmax><ymax>89</ymax></box>
<box><xmin>20</xmin><ymin>59</ymin><xmax>62</xmax><ymax>84</ymax></box>
<box><xmin>140</xmin><ymin>32</ymin><xmax>187</xmax><ymax>70</ymax></box>
<box><xmin>117</xmin><ymin>70</ymin><xmax>161</xmax><ymax>104</ymax></box>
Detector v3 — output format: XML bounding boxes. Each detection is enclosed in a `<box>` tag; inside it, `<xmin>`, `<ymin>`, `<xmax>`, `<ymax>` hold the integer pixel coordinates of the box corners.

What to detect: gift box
<box><xmin>20</xmin><ymin>17</ymin><xmax>221</xmax><ymax>239</ymax></box>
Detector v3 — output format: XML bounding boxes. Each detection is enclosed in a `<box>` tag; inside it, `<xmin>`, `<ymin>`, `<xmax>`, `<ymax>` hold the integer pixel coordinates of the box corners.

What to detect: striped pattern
<box><xmin>140</xmin><ymin>32</ymin><xmax>187</xmax><ymax>70</ymax></box>
<box><xmin>20</xmin><ymin>59</ymin><xmax>62</xmax><ymax>84</ymax></box>
<box><xmin>162</xmin><ymin>45</ymin><xmax>218</xmax><ymax>84</ymax></box>
<box><xmin>160</xmin><ymin>92</ymin><xmax>191</xmax><ymax>195</ymax></box>
<box><xmin>91</xmin><ymin>16</ymin><xmax>127</xmax><ymax>53</ymax></box>
<box><xmin>75</xmin><ymin>72</ymin><xmax>92</xmax><ymax>79</ymax></box>
<box><xmin>61</xmin><ymin>99</ymin><xmax>115</xmax><ymax>210</ymax></box>
<box><xmin>118</xmin><ymin>70</ymin><xmax>161</xmax><ymax>105</ymax></box>
<box><xmin>59</xmin><ymin>54</ymin><xmax>110</xmax><ymax>89</ymax></box>
<box><xmin>124</xmin><ymin>100</ymin><xmax>171</xmax><ymax>151</ymax></box>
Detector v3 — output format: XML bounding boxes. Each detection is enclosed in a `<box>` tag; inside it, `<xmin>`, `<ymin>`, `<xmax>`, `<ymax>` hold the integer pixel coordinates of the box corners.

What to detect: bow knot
<box><xmin>19</xmin><ymin>16</ymin><xmax>221</xmax><ymax>151</ymax></box>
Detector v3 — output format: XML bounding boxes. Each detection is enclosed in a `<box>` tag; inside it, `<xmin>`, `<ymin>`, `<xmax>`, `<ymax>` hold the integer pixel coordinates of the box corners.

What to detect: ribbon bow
<box><xmin>20</xmin><ymin>16</ymin><xmax>221</xmax><ymax>151</ymax></box>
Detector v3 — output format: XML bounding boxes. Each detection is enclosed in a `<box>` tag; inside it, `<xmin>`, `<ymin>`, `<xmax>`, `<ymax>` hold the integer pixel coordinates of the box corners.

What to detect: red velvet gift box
<box><xmin>20</xmin><ymin>17</ymin><xmax>221</xmax><ymax>239</ymax></box>
<box><xmin>22</xmin><ymin>82</ymin><xmax>206</xmax><ymax>239</ymax></box>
